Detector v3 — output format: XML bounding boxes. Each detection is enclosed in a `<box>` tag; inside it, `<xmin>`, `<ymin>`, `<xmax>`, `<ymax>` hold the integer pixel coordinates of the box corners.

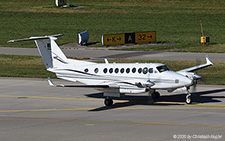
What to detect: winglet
<box><xmin>206</xmin><ymin>55</ymin><xmax>213</xmax><ymax>66</ymax></box>
<box><xmin>48</xmin><ymin>77</ymin><xmax>55</xmax><ymax>87</ymax></box>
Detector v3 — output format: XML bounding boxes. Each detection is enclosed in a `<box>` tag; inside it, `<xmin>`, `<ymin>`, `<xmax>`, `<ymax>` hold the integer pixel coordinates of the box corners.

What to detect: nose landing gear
<box><xmin>185</xmin><ymin>90</ymin><xmax>192</xmax><ymax>104</ymax></box>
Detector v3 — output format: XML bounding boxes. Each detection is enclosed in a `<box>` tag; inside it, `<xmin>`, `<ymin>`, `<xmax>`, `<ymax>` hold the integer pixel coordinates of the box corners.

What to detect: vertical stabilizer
<box><xmin>8</xmin><ymin>34</ymin><xmax>68</xmax><ymax>69</ymax></box>
<box><xmin>50</xmin><ymin>37</ymin><xmax>68</xmax><ymax>69</ymax></box>
<box><xmin>34</xmin><ymin>36</ymin><xmax>68</xmax><ymax>69</ymax></box>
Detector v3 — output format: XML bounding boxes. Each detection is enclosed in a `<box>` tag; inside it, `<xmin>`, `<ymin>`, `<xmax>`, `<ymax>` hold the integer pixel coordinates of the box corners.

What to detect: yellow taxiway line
<box><xmin>0</xmin><ymin>94</ymin><xmax>225</xmax><ymax>113</ymax></box>
<box><xmin>1</xmin><ymin>94</ymin><xmax>225</xmax><ymax>128</ymax></box>
<box><xmin>0</xmin><ymin>95</ymin><xmax>105</xmax><ymax>101</ymax></box>
<box><xmin>0</xmin><ymin>106</ymin><xmax>224</xmax><ymax>113</ymax></box>
<box><xmin>1</xmin><ymin>94</ymin><xmax>225</xmax><ymax>106</ymax></box>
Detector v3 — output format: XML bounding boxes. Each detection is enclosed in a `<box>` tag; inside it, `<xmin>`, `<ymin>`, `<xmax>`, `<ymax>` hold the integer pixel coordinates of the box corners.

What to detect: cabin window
<box><xmin>84</xmin><ymin>68</ymin><xmax>88</xmax><ymax>73</ymax></box>
<box><xmin>103</xmin><ymin>68</ymin><xmax>107</xmax><ymax>73</ymax></box>
<box><xmin>120</xmin><ymin>68</ymin><xmax>124</xmax><ymax>73</ymax></box>
<box><xmin>143</xmin><ymin>67</ymin><xmax>148</xmax><ymax>74</ymax></box>
<box><xmin>132</xmin><ymin>68</ymin><xmax>136</xmax><ymax>73</ymax></box>
<box><xmin>109</xmin><ymin>68</ymin><xmax>113</xmax><ymax>73</ymax></box>
<box><xmin>126</xmin><ymin>68</ymin><xmax>130</xmax><ymax>73</ymax></box>
<box><xmin>94</xmin><ymin>68</ymin><xmax>99</xmax><ymax>73</ymax></box>
<box><xmin>149</xmin><ymin>68</ymin><xmax>153</xmax><ymax>73</ymax></box>
<box><xmin>115</xmin><ymin>68</ymin><xmax>119</xmax><ymax>73</ymax></box>
<box><xmin>138</xmin><ymin>68</ymin><xmax>142</xmax><ymax>74</ymax></box>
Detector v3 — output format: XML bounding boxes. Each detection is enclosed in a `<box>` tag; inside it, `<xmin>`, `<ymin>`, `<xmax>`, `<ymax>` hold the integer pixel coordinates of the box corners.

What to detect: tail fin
<box><xmin>8</xmin><ymin>34</ymin><xmax>68</xmax><ymax>69</ymax></box>
<box><xmin>34</xmin><ymin>36</ymin><xmax>69</xmax><ymax>69</ymax></box>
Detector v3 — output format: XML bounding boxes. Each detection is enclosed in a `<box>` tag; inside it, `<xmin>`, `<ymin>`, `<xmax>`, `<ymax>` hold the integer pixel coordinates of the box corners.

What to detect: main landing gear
<box><xmin>104</xmin><ymin>97</ymin><xmax>113</xmax><ymax>106</ymax></box>
<box><xmin>152</xmin><ymin>91</ymin><xmax>160</xmax><ymax>99</ymax></box>
<box><xmin>149</xmin><ymin>90</ymin><xmax>160</xmax><ymax>102</ymax></box>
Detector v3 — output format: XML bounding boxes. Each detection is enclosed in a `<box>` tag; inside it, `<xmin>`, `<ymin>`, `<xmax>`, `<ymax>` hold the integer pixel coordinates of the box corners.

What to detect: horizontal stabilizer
<box><xmin>8</xmin><ymin>34</ymin><xmax>64</xmax><ymax>43</ymax></box>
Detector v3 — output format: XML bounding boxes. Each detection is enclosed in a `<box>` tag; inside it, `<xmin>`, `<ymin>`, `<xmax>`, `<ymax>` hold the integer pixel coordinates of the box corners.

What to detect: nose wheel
<box><xmin>104</xmin><ymin>98</ymin><xmax>113</xmax><ymax>106</ymax></box>
<box><xmin>186</xmin><ymin>93</ymin><xmax>192</xmax><ymax>104</ymax></box>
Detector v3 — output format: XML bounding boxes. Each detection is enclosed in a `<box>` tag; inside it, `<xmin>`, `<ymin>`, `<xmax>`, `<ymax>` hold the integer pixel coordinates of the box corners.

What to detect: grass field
<box><xmin>0</xmin><ymin>54</ymin><xmax>55</xmax><ymax>78</ymax></box>
<box><xmin>1</xmin><ymin>0</ymin><xmax>225</xmax><ymax>52</ymax></box>
<box><xmin>0</xmin><ymin>0</ymin><xmax>224</xmax><ymax>84</ymax></box>
<box><xmin>0</xmin><ymin>54</ymin><xmax>224</xmax><ymax>85</ymax></box>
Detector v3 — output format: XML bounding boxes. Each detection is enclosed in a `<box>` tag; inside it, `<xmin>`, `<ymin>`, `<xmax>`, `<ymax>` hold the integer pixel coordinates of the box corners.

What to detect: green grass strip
<box><xmin>0</xmin><ymin>54</ymin><xmax>224</xmax><ymax>85</ymax></box>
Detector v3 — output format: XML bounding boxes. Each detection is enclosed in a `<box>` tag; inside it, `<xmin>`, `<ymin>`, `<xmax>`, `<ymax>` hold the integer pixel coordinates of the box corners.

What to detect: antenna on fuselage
<box><xmin>104</xmin><ymin>58</ymin><xmax>109</xmax><ymax>64</ymax></box>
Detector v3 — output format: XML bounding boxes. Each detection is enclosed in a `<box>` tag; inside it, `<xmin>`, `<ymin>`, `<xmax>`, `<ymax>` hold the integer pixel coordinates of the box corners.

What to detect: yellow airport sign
<box><xmin>102</xmin><ymin>34</ymin><xmax>125</xmax><ymax>46</ymax></box>
<box><xmin>135</xmin><ymin>31</ymin><xmax>156</xmax><ymax>43</ymax></box>
<box><xmin>102</xmin><ymin>31</ymin><xmax>156</xmax><ymax>46</ymax></box>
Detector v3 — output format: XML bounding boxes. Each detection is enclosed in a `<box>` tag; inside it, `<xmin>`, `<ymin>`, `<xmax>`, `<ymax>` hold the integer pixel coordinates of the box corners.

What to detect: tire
<box><xmin>104</xmin><ymin>99</ymin><xmax>113</xmax><ymax>106</ymax></box>
<box><xmin>152</xmin><ymin>92</ymin><xmax>160</xmax><ymax>99</ymax></box>
<box><xmin>186</xmin><ymin>95</ymin><xmax>192</xmax><ymax>104</ymax></box>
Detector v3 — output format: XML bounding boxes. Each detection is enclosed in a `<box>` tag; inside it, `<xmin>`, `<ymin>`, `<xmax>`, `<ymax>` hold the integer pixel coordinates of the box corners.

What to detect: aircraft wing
<box><xmin>48</xmin><ymin>77</ymin><xmax>121</xmax><ymax>97</ymax></box>
<box><xmin>48</xmin><ymin>77</ymin><xmax>154</xmax><ymax>89</ymax></box>
<box><xmin>177</xmin><ymin>55</ymin><xmax>213</xmax><ymax>73</ymax></box>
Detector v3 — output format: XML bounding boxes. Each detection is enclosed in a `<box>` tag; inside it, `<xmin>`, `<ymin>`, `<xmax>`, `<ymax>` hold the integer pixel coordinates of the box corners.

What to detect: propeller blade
<box><xmin>191</xmin><ymin>80</ymin><xmax>197</xmax><ymax>92</ymax></box>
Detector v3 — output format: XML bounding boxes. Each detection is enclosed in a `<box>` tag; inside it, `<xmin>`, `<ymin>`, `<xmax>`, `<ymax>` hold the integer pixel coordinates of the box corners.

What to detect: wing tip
<box><xmin>206</xmin><ymin>55</ymin><xmax>213</xmax><ymax>66</ymax></box>
<box><xmin>7</xmin><ymin>40</ymin><xmax>15</xmax><ymax>43</ymax></box>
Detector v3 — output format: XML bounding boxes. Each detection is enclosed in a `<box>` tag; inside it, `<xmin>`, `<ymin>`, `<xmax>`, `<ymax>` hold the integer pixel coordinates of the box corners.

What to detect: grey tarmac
<box><xmin>0</xmin><ymin>78</ymin><xmax>224</xmax><ymax>141</ymax></box>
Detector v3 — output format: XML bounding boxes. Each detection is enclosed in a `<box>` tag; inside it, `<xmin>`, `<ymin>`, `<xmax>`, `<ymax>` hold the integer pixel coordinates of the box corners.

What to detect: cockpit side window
<box><xmin>156</xmin><ymin>65</ymin><xmax>170</xmax><ymax>73</ymax></box>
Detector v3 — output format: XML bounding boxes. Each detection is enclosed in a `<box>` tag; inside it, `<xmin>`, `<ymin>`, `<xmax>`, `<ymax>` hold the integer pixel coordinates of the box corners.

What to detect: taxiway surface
<box><xmin>0</xmin><ymin>78</ymin><xmax>224</xmax><ymax>141</ymax></box>
<box><xmin>0</xmin><ymin>46</ymin><xmax>224</xmax><ymax>62</ymax></box>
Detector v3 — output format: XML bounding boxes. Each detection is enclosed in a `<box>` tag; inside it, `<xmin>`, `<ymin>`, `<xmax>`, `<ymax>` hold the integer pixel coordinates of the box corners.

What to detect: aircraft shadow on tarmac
<box><xmin>85</xmin><ymin>89</ymin><xmax>225</xmax><ymax>111</ymax></box>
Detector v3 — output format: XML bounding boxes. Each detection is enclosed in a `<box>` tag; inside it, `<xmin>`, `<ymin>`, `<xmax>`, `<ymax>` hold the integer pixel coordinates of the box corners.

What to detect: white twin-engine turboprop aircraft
<box><xmin>8</xmin><ymin>34</ymin><xmax>214</xmax><ymax>106</ymax></box>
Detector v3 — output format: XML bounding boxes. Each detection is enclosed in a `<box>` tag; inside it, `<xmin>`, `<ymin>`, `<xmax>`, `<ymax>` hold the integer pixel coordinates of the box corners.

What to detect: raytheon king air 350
<box><xmin>8</xmin><ymin>34</ymin><xmax>213</xmax><ymax>106</ymax></box>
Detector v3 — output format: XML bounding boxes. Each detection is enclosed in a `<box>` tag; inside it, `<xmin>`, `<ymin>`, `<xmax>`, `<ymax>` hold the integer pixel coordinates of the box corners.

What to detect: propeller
<box><xmin>191</xmin><ymin>79</ymin><xmax>197</xmax><ymax>92</ymax></box>
<box><xmin>190</xmin><ymin>58</ymin><xmax>205</xmax><ymax>92</ymax></box>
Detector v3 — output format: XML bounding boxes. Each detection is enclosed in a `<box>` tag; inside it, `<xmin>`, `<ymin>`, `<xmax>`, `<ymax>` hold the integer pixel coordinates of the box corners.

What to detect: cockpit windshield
<box><xmin>156</xmin><ymin>65</ymin><xmax>171</xmax><ymax>73</ymax></box>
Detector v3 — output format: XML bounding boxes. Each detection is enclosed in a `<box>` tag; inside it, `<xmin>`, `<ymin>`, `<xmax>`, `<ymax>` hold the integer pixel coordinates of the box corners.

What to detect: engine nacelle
<box><xmin>135</xmin><ymin>80</ymin><xmax>155</xmax><ymax>88</ymax></box>
<box><xmin>179</xmin><ymin>72</ymin><xmax>202</xmax><ymax>80</ymax></box>
<box><xmin>168</xmin><ymin>86</ymin><xmax>187</xmax><ymax>93</ymax></box>
<box><xmin>120</xmin><ymin>88</ymin><xmax>147</xmax><ymax>94</ymax></box>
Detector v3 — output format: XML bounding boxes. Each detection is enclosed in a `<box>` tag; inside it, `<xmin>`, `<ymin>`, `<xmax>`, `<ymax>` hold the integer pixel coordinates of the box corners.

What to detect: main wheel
<box><xmin>152</xmin><ymin>92</ymin><xmax>160</xmax><ymax>99</ymax></box>
<box><xmin>104</xmin><ymin>99</ymin><xmax>113</xmax><ymax>106</ymax></box>
<box><xmin>186</xmin><ymin>95</ymin><xmax>192</xmax><ymax>104</ymax></box>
